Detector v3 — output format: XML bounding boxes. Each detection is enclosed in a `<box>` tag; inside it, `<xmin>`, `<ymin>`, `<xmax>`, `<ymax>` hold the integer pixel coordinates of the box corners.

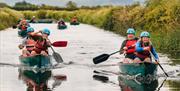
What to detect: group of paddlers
<box><xmin>17</xmin><ymin>18</ymin><xmax>51</xmax><ymax>57</ymax></box>
<box><xmin>120</xmin><ymin>28</ymin><xmax>159</xmax><ymax>63</ymax></box>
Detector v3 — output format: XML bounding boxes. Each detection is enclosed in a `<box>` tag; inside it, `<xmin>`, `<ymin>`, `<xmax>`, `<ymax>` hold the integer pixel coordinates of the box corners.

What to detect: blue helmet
<box><xmin>127</xmin><ymin>28</ymin><xmax>135</xmax><ymax>35</ymax></box>
<box><xmin>140</xmin><ymin>31</ymin><xmax>150</xmax><ymax>38</ymax></box>
<box><xmin>26</xmin><ymin>27</ymin><xmax>34</xmax><ymax>33</ymax></box>
<box><xmin>42</xmin><ymin>28</ymin><xmax>50</xmax><ymax>35</ymax></box>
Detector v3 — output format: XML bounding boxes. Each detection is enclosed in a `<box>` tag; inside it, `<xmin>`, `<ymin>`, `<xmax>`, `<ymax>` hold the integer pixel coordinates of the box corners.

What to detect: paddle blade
<box><xmin>93</xmin><ymin>75</ymin><xmax>109</xmax><ymax>83</ymax></box>
<box><xmin>53</xmin><ymin>52</ymin><xmax>63</xmax><ymax>63</ymax></box>
<box><xmin>93</xmin><ymin>54</ymin><xmax>110</xmax><ymax>64</ymax></box>
<box><xmin>52</xmin><ymin>41</ymin><xmax>67</xmax><ymax>47</ymax></box>
<box><xmin>12</xmin><ymin>25</ymin><xmax>17</xmax><ymax>29</ymax></box>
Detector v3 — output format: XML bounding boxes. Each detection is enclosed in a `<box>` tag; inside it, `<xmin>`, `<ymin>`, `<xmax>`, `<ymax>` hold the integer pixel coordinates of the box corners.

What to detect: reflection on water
<box><xmin>118</xmin><ymin>76</ymin><xmax>159</xmax><ymax>91</ymax></box>
<box><xmin>18</xmin><ymin>69</ymin><xmax>67</xmax><ymax>91</ymax></box>
<box><xmin>93</xmin><ymin>73</ymin><xmax>168</xmax><ymax>91</ymax></box>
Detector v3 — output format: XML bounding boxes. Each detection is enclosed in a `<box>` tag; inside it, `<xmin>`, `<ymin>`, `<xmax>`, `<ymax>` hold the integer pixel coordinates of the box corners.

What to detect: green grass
<box><xmin>0</xmin><ymin>8</ymin><xmax>23</xmax><ymax>30</ymax></box>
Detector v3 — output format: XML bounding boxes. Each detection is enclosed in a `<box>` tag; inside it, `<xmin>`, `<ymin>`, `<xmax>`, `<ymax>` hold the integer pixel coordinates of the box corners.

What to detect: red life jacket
<box><xmin>125</xmin><ymin>39</ymin><xmax>137</xmax><ymax>54</ymax></box>
<box><xmin>26</xmin><ymin>39</ymin><xmax>35</xmax><ymax>51</ymax></box>
<box><xmin>136</xmin><ymin>42</ymin><xmax>151</xmax><ymax>58</ymax></box>
<box><xmin>34</xmin><ymin>39</ymin><xmax>48</xmax><ymax>54</ymax></box>
<box><xmin>21</xmin><ymin>25</ymin><xmax>27</xmax><ymax>31</ymax></box>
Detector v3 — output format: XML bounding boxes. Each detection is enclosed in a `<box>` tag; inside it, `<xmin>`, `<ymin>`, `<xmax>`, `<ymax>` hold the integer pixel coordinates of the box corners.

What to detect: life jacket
<box><xmin>25</xmin><ymin>39</ymin><xmax>35</xmax><ymax>53</ymax></box>
<box><xmin>58</xmin><ymin>21</ymin><xmax>65</xmax><ymax>26</ymax></box>
<box><xmin>136</xmin><ymin>42</ymin><xmax>151</xmax><ymax>58</ymax></box>
<box><xmin>21</xmin><ymin>25</ymin><xmax>27</xmax><ymax>31</ymax></box>
<box><xmin>71</xmin><ymin>18</ymin><xmax>77</xmax><ymax>22</ymax></box>
<box><xmin>33</xmin><ymin>39</ymin><xmax>48</xmax><ymax>54</ymax></box>
<box><xmin>125</xmin><ymin>38</ymin><xmax>138</xmax><ymax>54</ymax></box>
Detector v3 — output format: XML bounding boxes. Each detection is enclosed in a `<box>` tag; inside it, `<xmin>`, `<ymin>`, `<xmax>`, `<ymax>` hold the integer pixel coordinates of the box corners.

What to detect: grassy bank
<box><xmin>0</xmin><ymin>8</ymin><xmax>23</xmax><ymax>30</ymax></box>
<box><xmin>21</xmin><ymin>7</ymin><xmax>113</xmax><ymax>28</ymax></box>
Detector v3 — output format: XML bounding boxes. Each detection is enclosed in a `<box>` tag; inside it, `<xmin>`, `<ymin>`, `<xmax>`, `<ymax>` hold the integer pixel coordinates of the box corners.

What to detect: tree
<box><xmin>0</xmin><ymin>3</ymin><xmax>10</xmax><ymax>8</ymax></box>
<box><xmin>66</xmin><ymin>1</ymin><xmax>77</xmax><ymax>10</ymax></box>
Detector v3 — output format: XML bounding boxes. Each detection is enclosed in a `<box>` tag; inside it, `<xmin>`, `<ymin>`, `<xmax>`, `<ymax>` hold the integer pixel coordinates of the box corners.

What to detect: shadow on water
<box><xmin>18</xmin><ymin>69</ymin><xmax>67</xmax><ymax>91</ymax></box>
<box><xmin>93</xmin><ymin>73</ymin><xmax>169</xmax><ymax>91</ymax></box>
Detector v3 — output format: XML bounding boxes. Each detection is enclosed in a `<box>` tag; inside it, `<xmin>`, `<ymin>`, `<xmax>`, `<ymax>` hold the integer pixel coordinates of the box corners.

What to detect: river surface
<box><xmin>0</xmin><ymin>23</ymin><xmax>180</xmax><ymax>91</ymax></box>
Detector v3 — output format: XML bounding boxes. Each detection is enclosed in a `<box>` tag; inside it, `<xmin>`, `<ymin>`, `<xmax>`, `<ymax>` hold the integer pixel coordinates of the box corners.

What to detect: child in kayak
<box><xmin>18</xmin><ymin>19</ymin><xmax>30</xmax><ymax>30</ymax></box>
<box><xmin>31</xmin><ymin>28</ymin><xmax>51</xmax><ymax>56</ymax></box>
<box><xmin>58</xmin><ymin>18</ymin><xmax>66</xmax><ymax>26</ymax></box>
<box><xmin>21</xmin><ymin>27</ymin><xmax>51</xmax><ymax>57</ymax></box>
<box><xmin>71</xmin><ymin>16</ymin><xmax>78</xmax><ymax>23</ymax></box>
<box><xmin>21</xmin><ymin>27</ymin><xmax>36</xmax><ymax>57</ymax></box>
<box><xmin>134</xmin><ymin>31</ymin><xmax>159</xmax><ymax>63</ymax></box>
<box><xmin>120</xmin><ymin>28</ymin><xmax>138</xmax><ymax>63</ymax></box>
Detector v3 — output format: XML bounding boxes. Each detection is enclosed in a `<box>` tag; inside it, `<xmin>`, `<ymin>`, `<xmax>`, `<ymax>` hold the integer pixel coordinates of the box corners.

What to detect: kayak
<box><xmin>118</xmin><ymin>75</ymin><xmax>158</xmax><ymax>91</ymax></box>
<box><xmin>119</xmin><ymin>62</ymin><xmax>157</xmax><ymax>77</ymax></box>
<box><xmin>37</xmin><ymin>19</ymin><xmax>53</xmax><ymax>23</ymax></box>
<box><xmin>19</xmin><ymin>55</ymin><xmax>52</xmax><ymax>68</ymax></box>
<box><xmin>58</xmin><ymin>24</ymin><xmax>67</xmax><ymax>29</ymax></box>
<box><xmin>70</xmin><ymin>22</ymin><xmax>80</xmax><ymax>25</ymax></box>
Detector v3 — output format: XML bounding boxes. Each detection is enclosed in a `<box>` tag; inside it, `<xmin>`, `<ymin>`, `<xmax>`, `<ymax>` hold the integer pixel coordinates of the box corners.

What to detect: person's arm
<box><xmin>46</xmin><ymin>38</ymin><xmax>51</xmax><ymax>47</ymax></box>
<box><xmin>136</xmin><ymin>41</ymin><xmax>144</xmax><ymax>52</ymax></box>
<box><xmin>119</xmin><ymin>40</ymin><xmax>126</xmax><ymax>54</ymax></box>
<box><xmin>150</xmin><ymin>46</ymin><xmax>159</xmax><ymax>60</ymax></box>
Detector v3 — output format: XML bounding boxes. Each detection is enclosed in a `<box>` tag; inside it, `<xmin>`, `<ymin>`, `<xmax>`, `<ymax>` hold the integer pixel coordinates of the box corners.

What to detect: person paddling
<box><xmin>119</xmin><ymin>28</ymin><xmax>138</xmax><ymax>63</ymax></box>
<box><xmin>18</xmin><ymin>19</ymin><xmax>30</xmax><ymax>30</ymax></box>
<box><xmin>21</xmin><ymin>27</ymin><xmax>36</xmax><ymax>57</ymax></box>
<box><xmin>134</xmin><ymin>31</ymin><xmax>159</xmax><ymax>63</ymax></box>
<box><xmin>31</xmin><ymin>28</ymin><xmax>51</xmax><ymax>56</ymax></box>
<box><xmin>58</xmin><ymin>18</ymin><xmax>66</xmax><ymax>26</ymax></box>
<box><xmin>71</xmin><ymin>16</ymin><xmax>78</xmax><ymax>23</ymax></box>
<box><xmin>29</xmin><ymin>16</ymin><xmax>36</xmax><ymax>23</ymax></box>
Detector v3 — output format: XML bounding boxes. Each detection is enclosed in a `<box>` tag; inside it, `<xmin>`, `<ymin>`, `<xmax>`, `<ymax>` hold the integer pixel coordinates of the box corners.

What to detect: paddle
<box><xmin>12</xmin><ymin>25</ymin><xmax>17</xmax><ymax>29</ymax></box>
<box><xmin>93</xmin><ymin>50</ymin><xmax>120</xmax><ymax>64</ymax></box>
<box><xmin>49</xmin><ymin>40</ymin><xmax>67</xmax><ymax>64</ymax></box>
<box><xmin>51</xmin><ymin>41</ymin><xmax>67</xmax><ymax>47</ymax></box>
<box><xmin>150</xmin><ymin>51</ymin><xmax>169</xmax><ymax>77</ymax></box>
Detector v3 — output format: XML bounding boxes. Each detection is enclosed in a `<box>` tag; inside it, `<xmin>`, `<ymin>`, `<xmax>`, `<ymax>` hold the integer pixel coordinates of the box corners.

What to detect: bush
<box><xmin>0</xmin><ymin>8</ymin><xmax>23</xmax><ymax>30</ymax></box>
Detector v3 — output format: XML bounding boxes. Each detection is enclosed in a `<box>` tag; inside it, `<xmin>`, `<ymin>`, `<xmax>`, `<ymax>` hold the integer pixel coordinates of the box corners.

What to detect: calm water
<box><xmin>0</xmin><ymin>23</ymin><xmax>179</xmax><ymax>91</ymax></box>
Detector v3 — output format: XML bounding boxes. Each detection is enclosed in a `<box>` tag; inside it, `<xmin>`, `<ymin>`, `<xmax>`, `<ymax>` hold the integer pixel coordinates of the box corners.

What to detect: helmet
<box><xmin>127</xmin><ymin>28</ymin><xmax>135</xmax><ymax>35</ymax></box>
<box><xmin>42</xmin><ymin>28</ymin><xmax>50</xmax><ymax>35</ymax></box>
<box><xmin>140</xmin><ymin>31</ymin><xmax>150</xmax><ymax>38</ymax></box>
<box><xmin>26</xmin><ymin>27</ymin><xmax>34</xmax><ymax>33</ymax></box>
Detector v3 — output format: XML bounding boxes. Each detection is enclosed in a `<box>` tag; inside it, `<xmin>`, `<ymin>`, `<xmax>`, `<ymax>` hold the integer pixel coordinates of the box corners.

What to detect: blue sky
<box><xmin>0</xmin><ymin>0</ymin><xmax>145</xmax><ymax>7</ymax></box>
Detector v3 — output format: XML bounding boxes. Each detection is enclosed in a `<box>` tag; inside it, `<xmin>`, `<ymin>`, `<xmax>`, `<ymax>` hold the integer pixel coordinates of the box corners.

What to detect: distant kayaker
<box><xmin>134</xmin><ymin>31</ymin><xmax>159</xmax><ymax>63</ymax></box>
<box><xmin>17</xmin><ymin>19</ymin><xmax>30</xmax><ymax>31</ymax></box>
<box><xmin>71</xmin><ymin>16</ymin><xmax>78</xmax><ymax>23</ymax></box>
<box><xmin>29</xmin><ymin>16</ymin><xmax>36</xmax><ymax>23</ymax></box>
<box><xmin>31</xmin><ymin>28</ymin><xmax>51</xmax><ymax>56</ymax></box>
<box><xmin>119</xmin><ymin>28</ymin><xmax>138</xmax><ymax>63</ymax></box>
<box><xmin>58</xmin><ymin>18</ymin><xmax>66</xmax><ymax>26</ymax></box>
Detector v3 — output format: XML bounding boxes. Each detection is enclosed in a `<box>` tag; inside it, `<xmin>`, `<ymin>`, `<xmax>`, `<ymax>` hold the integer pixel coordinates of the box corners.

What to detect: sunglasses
<box><xmin>26</xmin><ymin>46</ymin><xmax>34</xmax><ymax>48</ymax></box>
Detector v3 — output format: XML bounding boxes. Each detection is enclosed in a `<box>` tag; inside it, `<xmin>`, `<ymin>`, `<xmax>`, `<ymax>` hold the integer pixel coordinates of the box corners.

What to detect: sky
<box><xmin>0</xmin><ymin>0</ymin><xmax>145</xmax><ymax>7</ymax></box>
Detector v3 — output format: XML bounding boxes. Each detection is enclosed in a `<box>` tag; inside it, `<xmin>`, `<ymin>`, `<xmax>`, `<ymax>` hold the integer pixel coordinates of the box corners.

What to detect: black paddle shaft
<box><xmin>150</xmin><ymin>51</ymin><xmax>169</xmax><ymax>77</ymax></box>
<box><xmin>157</xmin><ymin>62</ymin><xmax>169</xmax><ymax>77</ymax></box>
<box><xmin>109</xmin><ymin>51</ymin><xmax>120</xmax><ymax>56</ymax></box>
